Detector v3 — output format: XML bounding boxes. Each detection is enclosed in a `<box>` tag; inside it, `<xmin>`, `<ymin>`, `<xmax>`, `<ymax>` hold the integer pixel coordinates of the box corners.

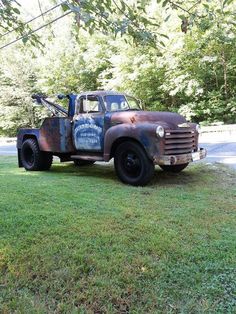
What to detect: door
<box><xmin>73</xmin><ymin>95</ymin><xmax>104</xmax><ymax>151</ymax></box>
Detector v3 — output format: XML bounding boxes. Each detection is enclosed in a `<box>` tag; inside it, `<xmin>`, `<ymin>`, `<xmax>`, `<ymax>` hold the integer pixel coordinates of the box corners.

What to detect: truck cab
<box><xmin>17</xmin><ymin>90</ymin><xmax>206</xmax><ymax>186</ymax></box>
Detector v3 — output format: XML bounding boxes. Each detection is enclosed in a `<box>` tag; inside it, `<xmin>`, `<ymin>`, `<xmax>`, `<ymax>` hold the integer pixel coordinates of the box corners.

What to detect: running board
<box><xmin>71</xmin><ymin>155</ymin><xmax>104</xmax><ymax>161</ymax></box>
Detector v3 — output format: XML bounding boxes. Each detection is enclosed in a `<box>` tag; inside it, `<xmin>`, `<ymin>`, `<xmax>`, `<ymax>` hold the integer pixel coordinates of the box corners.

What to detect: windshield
<box><xmin>104</xmin><ymin>95</ymin><xmax>141</xmax><ymax>112</ymax></box>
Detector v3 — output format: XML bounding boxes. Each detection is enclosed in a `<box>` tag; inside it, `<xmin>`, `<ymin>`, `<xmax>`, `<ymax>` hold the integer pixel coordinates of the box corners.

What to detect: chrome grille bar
<box><xmin>164</xmin><ymin>128</ymin><xmax>196</xmax><ymax>155</ymax></box>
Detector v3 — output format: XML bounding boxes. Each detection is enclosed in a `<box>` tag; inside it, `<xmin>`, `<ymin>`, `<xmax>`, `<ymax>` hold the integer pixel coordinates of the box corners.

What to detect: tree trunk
<box><xmin>221</xmin><ymin>50</ymin><xmax>228</xmax><ymax>99</ymax></box>
<box><xmin>213</xmin><ymin>67</ymin><xmax>219</xmax><ymax>89</ymax></box>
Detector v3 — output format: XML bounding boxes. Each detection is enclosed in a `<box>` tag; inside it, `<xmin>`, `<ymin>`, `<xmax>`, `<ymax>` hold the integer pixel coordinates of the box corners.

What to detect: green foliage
<box><xmin>98</xmin><ymin>44</ymin><xmax>167</xmax><ymax>109</ymax></box>
<box><xmin>0</xmin><ymin>0</ymin><xmax>166</xmax><ymax>48</ymax></box>
<box><xmin>172</xmin><ymin>1</ymin><xmax>236</xmax><ymax>124</ymax></box>
<box><xmin>0</xmin><ymin>0</ymin><xmax>42</xmax><ymax>48</ymax></box>
<box><xmin>179</xmin><ymin>91</ymin><xmax>236</xmax><ymax>124</ymax></box>
<box><xmin>68</xmin><ymin>0</ymin><xmax>162</xmax><ymax>47</ymax></box>
<box><xmin>0</xmin><ymin>0</ymin><xmax>236</xmax><ymax>135</ymax></box>
<box><xmin>0</xmin><ymin>46</ymin><xmax>50</xmax><ymax>136</ymax></box>
<box><xmin>0</xmin><ymin>0</ymin><xmax>22</xmax><ymax>35</ymax></box>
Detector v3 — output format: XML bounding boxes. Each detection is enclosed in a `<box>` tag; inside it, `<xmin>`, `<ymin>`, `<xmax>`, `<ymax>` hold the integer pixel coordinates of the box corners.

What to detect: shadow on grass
<box><xmin>50</xmin><ymin>162</ymin><xmax>211</xmax><ymax>187</ymax></box>
<box><xmin>0</xmin><ymin>156</ymin><xmax>228</xmax><ymax>187</ymax></box>
<box><xmin>51</xmin><ymin>162</ymin><xmax>117</xmax><ymax>181</ymax></box>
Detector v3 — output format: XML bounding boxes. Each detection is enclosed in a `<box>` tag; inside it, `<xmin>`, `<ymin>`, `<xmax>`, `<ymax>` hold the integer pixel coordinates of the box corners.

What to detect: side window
<box><xmin>81</xmin><ymin>96</ymin><xmax>101</xmax><ymax>113</ymax></box>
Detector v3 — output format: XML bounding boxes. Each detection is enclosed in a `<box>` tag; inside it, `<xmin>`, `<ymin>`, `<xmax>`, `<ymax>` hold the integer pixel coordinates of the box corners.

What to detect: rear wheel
<box><xmin>20</xmin><ymin>139</ymin><xmax>52</xmax><ymax>171</ymax></box>
<box><xmin>114</xmin><ymin>141</ymin><xmax>154</xmax><ymax>186</ymax></box>
<box><xmin>74</xmin><ymin>160</ymin><xmax>95</xmax><ymax>166</ymax></box>
<box><xmin>159</xmin><ymin>163</ymin><xmax>189</xmax><ymax>173</ymax></box>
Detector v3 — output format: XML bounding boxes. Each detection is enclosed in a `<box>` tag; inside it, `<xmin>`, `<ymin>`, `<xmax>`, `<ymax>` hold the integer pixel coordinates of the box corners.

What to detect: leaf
<box><xmin>12</xmin><ymin>7</ymin><xmax>20</xmax><ymax>15</ymax></box>
<box><xmin>120</xmin><ymin>0</ymin><xmax>126</xmax><ymax>12</ymax></box>
<box><xmin>61</xmin><ymin>3</ymin><xmax>70</xmax><ymax>12</ymax></box>
<box><xmin>22</xmin><ymin>36</ymin><xmax>29</xmax><ymax>44</ymax></box>
<box><xmin>159</xmin><ymin>33</ymin><xmax>169</xmax><ymax>39</ymax></box>
<box><xmin>164</xmin><ymin>14</ymin><xmax>171</xmax><ymax>22</ymax></box>
<box><xmin>203</xmin><ymin>3</ymin><xmax>209</xmax><ymax>10</ymax></box>
<box><xmin>162</xmin><ymin>0</ymin><xmax>169</xmax><ymax>7</ymax></box>
<box><xmin>67</xmin><ymin>4</ymin><xmax>80</xmax><ymax>14</ymax></box>
<box><xmin>223</xmin><ymin>0</ymin><xmax>234</xmax><ymax>7</ymax></box>
<box><xmin>178</xmin><ymin>15</ymin><xmax>186</xmax><ymax>20</ymax></box>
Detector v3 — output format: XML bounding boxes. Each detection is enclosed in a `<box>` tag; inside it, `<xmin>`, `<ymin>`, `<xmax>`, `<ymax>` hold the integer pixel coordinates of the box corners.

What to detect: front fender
<box><xmin>103</xmin><ymin>122</ymin><xmax>160</xmax><ymax>161</ymax></box>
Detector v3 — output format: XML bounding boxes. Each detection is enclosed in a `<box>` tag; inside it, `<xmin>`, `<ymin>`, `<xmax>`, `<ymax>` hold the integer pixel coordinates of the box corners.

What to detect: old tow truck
<box><xmin>17</xmin><ymin>91</ymin><xmax>207</xmax><ymax>185</ymax></box>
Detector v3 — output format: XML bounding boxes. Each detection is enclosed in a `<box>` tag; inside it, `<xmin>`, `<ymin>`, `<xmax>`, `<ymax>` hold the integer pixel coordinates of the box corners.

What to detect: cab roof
<box><xmin>79</xmin><ymin>90</ymin><xmax>123</xmax><ymax>97</ymax></box>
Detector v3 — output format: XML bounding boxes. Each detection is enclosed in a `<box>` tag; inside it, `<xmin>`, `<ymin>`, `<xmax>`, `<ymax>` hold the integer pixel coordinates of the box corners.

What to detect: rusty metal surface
<box><xmin>103</xmin><ymin>121</ymin><xmax>159</xmax><ymax>161</ymax></box>
<box><xmin>103</xmin><ymin>110</ymin><xmax>194</xmax><ymax>161</ymax></box>
<box><xmin>17</xmin><ymin>128</ymin><xmax>40</xmax><ymax>149</ymax></box>
<box><xmin>154</xmin><ymin>148</ymin><xmax>207</xmax><ymax>165</ymax></box>
<box><xmin>39</xmin><ymin>117</ymin><xmax>74</xmax><ymax>153</ymax></box>
<box><xmin>164</xmin><ymin>128</ymin><xmax>197</xmax><ymax>155</ymax></box>
<box><xmin>107</xmin><ymin>111</ymin><xmax>186</xmax><ymax>126</ymax></box>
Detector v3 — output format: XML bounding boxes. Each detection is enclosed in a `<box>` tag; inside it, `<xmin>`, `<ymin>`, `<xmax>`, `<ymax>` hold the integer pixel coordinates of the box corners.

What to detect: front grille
<box><xmin>164</xmin><ymin>128</ymin><xmax>196</xmax><ymax>155</ymax></box>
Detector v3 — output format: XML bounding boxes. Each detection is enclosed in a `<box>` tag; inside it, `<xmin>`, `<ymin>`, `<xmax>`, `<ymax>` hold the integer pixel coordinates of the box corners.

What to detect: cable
<box><xmin>0</xmin><ymin>10</ymin><xmax>72</xmax><ymax>50</ymax></box>
<box><xmin>37</xmin><ymin>0</ymin><xmax>44</xmax><ymax>20</ymax></box>
<box><xmin>1</xmin><ymin>1</ymin><xmax>67</xmax><ymax>38</ymax></box>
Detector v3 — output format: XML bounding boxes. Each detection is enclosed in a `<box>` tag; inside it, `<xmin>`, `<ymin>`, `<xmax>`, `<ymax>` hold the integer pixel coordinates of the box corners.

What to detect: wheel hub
<box><xmin>123</xmin><ymin>153</ymin><xmax>140</xmax><ymax>175</ymax></box>
<box><xmin>126</xmin><ymin>156</ymin><xmax>136</xmax><ymax>168</ymax></box>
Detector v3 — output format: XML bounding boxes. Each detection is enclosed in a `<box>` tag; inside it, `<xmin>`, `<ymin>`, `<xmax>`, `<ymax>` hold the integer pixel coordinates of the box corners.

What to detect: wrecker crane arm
<box><xmin>32</xmin><ymin>94</ymin><xmax>68</xmax><ymax>117</ymax></box>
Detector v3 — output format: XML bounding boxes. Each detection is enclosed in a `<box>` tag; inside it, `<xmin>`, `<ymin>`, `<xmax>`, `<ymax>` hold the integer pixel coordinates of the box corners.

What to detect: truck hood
<box><xmin>108</xmin><ymin>110</ymin><xmax>187</xmax><ymax>129</ymax></box>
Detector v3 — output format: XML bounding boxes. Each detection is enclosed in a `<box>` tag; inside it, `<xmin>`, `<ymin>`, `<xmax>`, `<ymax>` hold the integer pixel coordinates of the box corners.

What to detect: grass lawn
<box><xmin>0</xmin><ymin>156</ymin><xmax>235</xmax><ymax>313</ymax></box>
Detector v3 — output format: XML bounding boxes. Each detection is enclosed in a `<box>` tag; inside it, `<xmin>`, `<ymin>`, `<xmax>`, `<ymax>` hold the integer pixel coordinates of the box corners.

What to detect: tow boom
<box><xmin>32</xmin><ymin>94</ymin><xmax>68</xmax><ymax>117</ymax></box>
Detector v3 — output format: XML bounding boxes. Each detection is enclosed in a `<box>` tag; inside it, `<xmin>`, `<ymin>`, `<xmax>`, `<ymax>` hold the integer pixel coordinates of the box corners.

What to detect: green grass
<box><xmin>0</xmin><ymin>156</ymin><xmax>235</xmax><ymax>313</ymax></box>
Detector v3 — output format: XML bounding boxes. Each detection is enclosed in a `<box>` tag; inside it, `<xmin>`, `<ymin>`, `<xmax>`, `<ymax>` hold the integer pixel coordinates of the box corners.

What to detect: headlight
<box><xmin>156</xmin><ymin>126</ymin><xmax>165</xmax><ymax>138</ymax></box>
<box><xmin>196</xmin><ymin>124</ymin><xmax>201</xmax><ymax>134</ymax></box>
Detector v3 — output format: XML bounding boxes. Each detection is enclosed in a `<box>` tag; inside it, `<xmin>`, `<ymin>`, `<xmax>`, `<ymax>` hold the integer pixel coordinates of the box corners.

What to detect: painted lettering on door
<box><xmin>73</xmin><ymin>116</ymin><xmax>103</xmax><ymax>151</ymax></box>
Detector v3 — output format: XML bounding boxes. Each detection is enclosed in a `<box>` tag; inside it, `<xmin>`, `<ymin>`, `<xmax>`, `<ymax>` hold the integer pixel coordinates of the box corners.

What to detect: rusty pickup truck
<box><xmin>17</xmin><ymin>90</ymin><xmax>206</xmax><ymax>185</ymax></box>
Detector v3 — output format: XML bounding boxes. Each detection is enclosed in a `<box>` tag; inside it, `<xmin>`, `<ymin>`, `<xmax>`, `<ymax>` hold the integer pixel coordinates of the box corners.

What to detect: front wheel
<box><xmin>114</xmin><ymin>141</ymin><xmax>154</xmax><ymax>186</ymax></box>
<box><xmin>159</xmin><ymin>163</ymin><xmax>189</xmax><ymax>173</ymax></box>
<box><xmin>20</xmin><ymin>139</ymin><xmax>52</xmax><ymax>171</ymax></box>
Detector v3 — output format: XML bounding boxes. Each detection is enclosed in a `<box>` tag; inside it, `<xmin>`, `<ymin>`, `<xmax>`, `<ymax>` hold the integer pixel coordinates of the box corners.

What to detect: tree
<box><xmin>166</xmin><ymin>0</ymin><xmax>236</xmax><ymax>123</ymax></box>
<box><xmin>1</xmin><ymin>0</ymin><xmax>222</xmax><ymax>49</ymax></box>
<box><xmin>0</xmin><ymin>0</ymin><xmax>41</xmax><ymax>46</ymax></box>
<box><xmin>0</xmin><ymin>0</ymin><xmax>236</xmax><ymax>136</ymax></box>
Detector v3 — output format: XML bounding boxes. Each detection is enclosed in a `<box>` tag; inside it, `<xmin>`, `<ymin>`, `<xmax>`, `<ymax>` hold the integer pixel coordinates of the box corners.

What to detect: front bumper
<box><xmin>153</xmin><ymin>148</ymin><xmax>207</xmax><ymax>165</ymax></box>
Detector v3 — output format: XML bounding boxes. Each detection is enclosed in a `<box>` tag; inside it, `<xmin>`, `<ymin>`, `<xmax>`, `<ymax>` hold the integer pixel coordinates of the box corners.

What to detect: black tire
<box><xmin>159</xmin><ymin>163</ymin><xmax>189</xmax><ymax>173</ymax></box>
<box><xmin>20</xmin><ymin>139</ymin><xmax>52</xmax><ymax>171</ymax></box>
<box><xmin>74</xmin><ymin>160</ymin><xmax>95</xmax><ymax>166</ymax></box>
<box><xmin>114</xmin><ymin>141</ymin><xmax>154</xmax><ymax>186</ymax></box>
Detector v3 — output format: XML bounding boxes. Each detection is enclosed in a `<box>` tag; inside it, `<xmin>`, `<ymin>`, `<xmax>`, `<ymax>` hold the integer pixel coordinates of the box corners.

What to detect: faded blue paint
<box><xmin>73</xmin><ymin>115</ymin><xmax>104</xmax><ymax>151</ymax></box>
<box><xmin>68</xmin><ymin>94</ymin><xmax>77</xmax><ymax>117</ymax></box>
<box><xmin>140</xmin><ymin>130</ymin><xmax>150</xmax><ymax>147</ymax></box>
<box><xmin>104</xmin><ymin>112</ymin><xmax>113</xmax><ymax>131</ymax></box>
